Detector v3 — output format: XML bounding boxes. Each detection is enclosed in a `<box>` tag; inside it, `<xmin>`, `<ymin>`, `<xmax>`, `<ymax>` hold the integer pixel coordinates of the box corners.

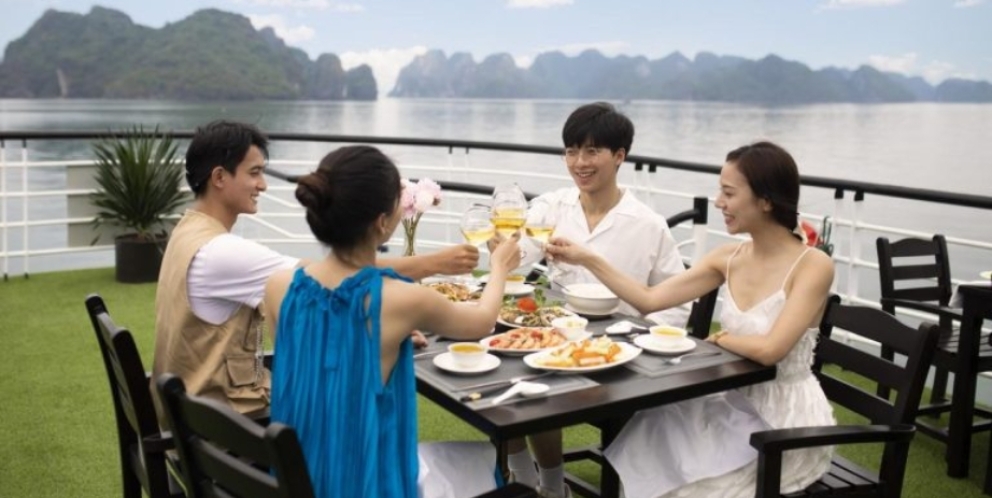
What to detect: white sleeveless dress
<box><xmin>603</xmin><ymin>246</ymin><xmax>835</xmax><ymax>498</ymax></box>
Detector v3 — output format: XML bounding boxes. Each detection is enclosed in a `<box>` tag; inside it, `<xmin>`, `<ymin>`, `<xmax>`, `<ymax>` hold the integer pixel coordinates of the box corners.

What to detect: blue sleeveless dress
<box><xmin>271</xmin><ymin>266</ymin><xmax>417</xmax><ymax>498</ymax></box>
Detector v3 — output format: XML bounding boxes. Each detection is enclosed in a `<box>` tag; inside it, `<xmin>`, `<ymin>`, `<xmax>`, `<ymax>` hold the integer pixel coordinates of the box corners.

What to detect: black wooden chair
<box><xmin>750</xmin><ymin>298</ymin><xmax>941</xmax><ymax>498</ymax></box>
<box><xmin>686</xmin><ymin>286</ymin><xmax>719</xmax><ymax>339</ymax></box>
<box><xmin>158</xmin><ymin>374</ymin><xmax>539</xmax><ymax>498</ymax></box>
<box><xmin>84</xmin><ymin>294</ymin><xmax>183</xmax><ymax>498</ymax></box>
<box><xmin>876</xmin><ymin>235</ymin><xmax>992</xmax><ymax>477</ymax></box>
<box><xmin>157</xmin><ymin>373</ymin><xmax>314</xmax><ymax>498</ymax></box>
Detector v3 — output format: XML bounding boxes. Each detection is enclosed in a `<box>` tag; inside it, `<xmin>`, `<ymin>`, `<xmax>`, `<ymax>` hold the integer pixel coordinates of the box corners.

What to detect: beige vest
<box><xmin>152</xmin><ymin>210</ymin><xmax>270</xmax><ymax>417</ymax></box>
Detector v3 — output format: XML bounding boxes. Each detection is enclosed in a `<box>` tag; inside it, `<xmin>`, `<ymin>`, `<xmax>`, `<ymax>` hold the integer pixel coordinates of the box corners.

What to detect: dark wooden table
<box><xmin>415</xmin><ymin>318</ymin><xmax>775</xmax><ymax>498</ymax></box>
<box><xmin>948</xmin><ymin>284</ymin><xmax>992</xmax><ymax>479</ymax></box>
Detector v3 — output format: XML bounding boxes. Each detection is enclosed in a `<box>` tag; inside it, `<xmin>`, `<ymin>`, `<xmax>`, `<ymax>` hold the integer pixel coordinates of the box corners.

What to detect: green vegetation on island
<box><xmin>391</xmin><ymin>49</ymin><xmax>992</xmax><ymax>104</ymax></box>
<box><xmin>0</xmin><ymin>7</ymin><xmax>377</xmax><ymax>101</ymax></box>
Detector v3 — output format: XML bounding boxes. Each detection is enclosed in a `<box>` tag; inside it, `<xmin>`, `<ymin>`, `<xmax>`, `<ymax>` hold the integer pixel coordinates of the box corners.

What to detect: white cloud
<box><xmin>820</xmin><ymin>0</ymin><xmax>904</xmax><ymax>9</ymax></box>
<box><xmin>507</xmin><ymin>0</ymin><xmax>574</xmax><ymax>8</ymax></box>
<box><xmin>953</xmin><ymin>0</ymin><xmax>984</xmax><ymax>7</ymax></box>
<box><xmin>866</xmin><ymin>53</ymin><xmax>975</xmax><ymax>84</ymax></box>
<box><xmin>248</xmin><ymin>14</ymin><xmax>315</xmax><ymax>44</ymax></box>
<box><xmin>514</xmin><ymin>55</ymin><xmax>535</xmax><ymax>68</ymax></box>
<box><xmin>235</xmin><ymin>0</ymin><xmax>365</xmax><ymax>12</ymax></box>
<box><xmin>868</xmin><ymin>52</ymin><xmax>918</xmax><ymax>73</ymax></box>
<box><xmin>542</xmin><ymin>40</ymin><xmax>629</xmax><ymax>56</ymax></box>
<box><xmin>339</xmin><ymin>46</ymin><xmax>429</xmax><ymax>95</ymax></box>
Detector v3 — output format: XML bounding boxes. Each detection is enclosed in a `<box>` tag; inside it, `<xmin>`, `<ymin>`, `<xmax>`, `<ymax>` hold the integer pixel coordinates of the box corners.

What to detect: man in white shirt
<box><xmin>498</xmin><ymin>102</ymin><xmax>688</xmax><ymax>498</ymax></box>
<box><xmin>153</xmin><ymin>120</ymin><xmax>479</xmax><ymax>415</ymax></box>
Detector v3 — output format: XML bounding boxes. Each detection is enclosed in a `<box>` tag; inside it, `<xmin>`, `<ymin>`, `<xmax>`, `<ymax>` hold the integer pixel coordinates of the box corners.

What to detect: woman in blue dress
<box><xmin>262</xmin><ymin>145</ymin><xmax>522</xmax><ymax>498</ymax></box>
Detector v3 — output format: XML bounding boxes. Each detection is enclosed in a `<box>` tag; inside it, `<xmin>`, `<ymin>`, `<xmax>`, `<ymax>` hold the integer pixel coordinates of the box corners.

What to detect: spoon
<box><xmin>490</xmin><ymin>381</ymin><xmax>550</xmax><ymax>405</ymax></box>
<box><xmin>605</xmin><ymin>320</ymin><xmax>649</xmax><ymax>334</ymax></box>
<box><xmin>661</xmin><ymin>351</ymin><xmax>721</xmax><ymax>366</ymax></box>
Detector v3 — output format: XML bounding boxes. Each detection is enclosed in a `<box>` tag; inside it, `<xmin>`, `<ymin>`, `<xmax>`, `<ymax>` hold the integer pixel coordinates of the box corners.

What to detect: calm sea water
<box><xmin>1</xmin><ymin>98</ymin><xmax>990</xmax><ymax>278</ymax></box>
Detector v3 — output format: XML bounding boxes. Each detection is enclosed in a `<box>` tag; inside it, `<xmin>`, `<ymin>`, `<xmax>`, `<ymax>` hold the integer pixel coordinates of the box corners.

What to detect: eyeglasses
<box><xmin>563</xmin><ymin>146</ymin><xmax>611</xmax><ymax>162</ymax></box>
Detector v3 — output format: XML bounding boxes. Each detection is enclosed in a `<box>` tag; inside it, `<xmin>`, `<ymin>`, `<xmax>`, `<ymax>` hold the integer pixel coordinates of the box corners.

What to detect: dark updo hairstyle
<box><xmin>725</xmin><ymin>141</ymin><xmax>801</xmax><ymax>234</ymax></box>
<box><xmin>295</xmin><ymin>146</ymin><xmax>402</xmax><ymax>250</ymax></box>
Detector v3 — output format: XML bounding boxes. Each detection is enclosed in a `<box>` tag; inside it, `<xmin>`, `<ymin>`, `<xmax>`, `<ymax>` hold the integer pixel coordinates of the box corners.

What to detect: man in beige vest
<box><xmin>153</xmin><ymin>120</ymin><xmax>480</xmax><ymax>415</ymax></box>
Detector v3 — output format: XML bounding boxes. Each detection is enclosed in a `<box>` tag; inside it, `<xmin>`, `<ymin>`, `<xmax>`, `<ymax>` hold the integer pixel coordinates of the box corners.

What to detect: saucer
<box><xmin>504</xmin><ymin>283</ymin><xmax>535</xmax><ymax>296</ymax></box>
<box><xmin>564</xmin><ymin>303</ymin><xmax>619</xmax><ymax>319</ymax></box>
<box><xmin>433</xmin><ymin>352</ymin><xmax>501</xmax><ymax>375</ymax></box>
<box><xmin>633</xmin><ymin>335</ymin><xmax>696</xmax><ymax>355</ymax></box>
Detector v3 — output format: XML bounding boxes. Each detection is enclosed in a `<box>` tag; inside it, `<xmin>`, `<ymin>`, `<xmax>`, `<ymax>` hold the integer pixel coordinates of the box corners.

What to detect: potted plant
<box><xmin>90</xmin><ymin>126</ymin><xmax>189</xmax><ymax>283</ymax></box>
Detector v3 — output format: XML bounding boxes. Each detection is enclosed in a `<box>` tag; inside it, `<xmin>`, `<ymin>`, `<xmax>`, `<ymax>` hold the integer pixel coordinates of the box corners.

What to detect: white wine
<box><xmin>492</xmin><ymin>216</ymin><xmax>525</xmax><ymax>236</ymax></box>
<box><xmin>525</xmin><ymin>225</ymin><xmax>554</xmax><ymax>244</ymax></box>
<box><xmin>462</xmin><ymin>227</ymin><xmax>495</xmax><ymax>246</ymax></box>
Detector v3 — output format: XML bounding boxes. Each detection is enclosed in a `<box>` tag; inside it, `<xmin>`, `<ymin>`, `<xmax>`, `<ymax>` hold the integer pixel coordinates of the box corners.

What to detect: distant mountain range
<box><xmin>2</xmin><ymin>6</ymin><xmax>990</xmax><ymax>104</ymax></box>
<box><xmin>0</xmin><ymin>7</ymin><xmax>377</xmax><ymax>100</ymax></box>
<box><xmin>391</xmin><ymin>49</ymin><xmax>992</xmax><ymax>104</ymax></box>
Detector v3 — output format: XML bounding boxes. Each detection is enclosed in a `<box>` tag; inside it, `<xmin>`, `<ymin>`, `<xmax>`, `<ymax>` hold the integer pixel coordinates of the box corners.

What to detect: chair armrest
<box><xmin>750</xmin><ymin>424</ymin><xmax>915</xmax><ymax>454</ymax></box>
<box><xmin>881</xmin><ymin>298</ymin><xmax>962</xmax><ymax>322</ymax></box>
<box><xmin>141</xmin><ymin>430</ymin><xmax>175</xmax><ymax>454</ymax></box>
<box><xmin>472</xmin><ymin>483</ymin><xmax>539</xmax><ymax>498</ymax></box>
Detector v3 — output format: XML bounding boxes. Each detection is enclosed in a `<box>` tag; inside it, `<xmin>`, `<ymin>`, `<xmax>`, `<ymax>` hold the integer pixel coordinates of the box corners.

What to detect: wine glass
<box><xmin>460</xmin><ymin>205</ymin><xmax>495</xmax><ymax>248</ymax></box>
<box><xmin>491</xmin><ymin>183</ymin><xmax>527</xmax><ymax>237</ymax></box>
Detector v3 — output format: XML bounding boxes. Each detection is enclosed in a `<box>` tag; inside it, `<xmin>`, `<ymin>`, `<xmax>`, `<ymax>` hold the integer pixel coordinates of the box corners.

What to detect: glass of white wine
<box><xmin>460</xmin><ymin>205</ymin><xmax>495</xmax><ymax>247</ymax></box>
<box><xmin>491</xmin><ymin>183</ymin><xmax>527</xmax><ymax>237</ymax></box>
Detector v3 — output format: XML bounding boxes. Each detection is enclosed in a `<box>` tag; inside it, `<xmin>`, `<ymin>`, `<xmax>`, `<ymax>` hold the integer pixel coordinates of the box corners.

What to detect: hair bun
<box><xmin>295</xmin><ymin>172</ymin><xmax>331</xmax><ymax>211</ymax></box>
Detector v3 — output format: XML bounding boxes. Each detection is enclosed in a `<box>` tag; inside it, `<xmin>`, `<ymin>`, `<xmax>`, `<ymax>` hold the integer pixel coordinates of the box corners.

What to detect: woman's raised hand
<box><xmin>489</xmin><ymin>232</ymin><xmax>522</xmax><ymax>275</ymax></box>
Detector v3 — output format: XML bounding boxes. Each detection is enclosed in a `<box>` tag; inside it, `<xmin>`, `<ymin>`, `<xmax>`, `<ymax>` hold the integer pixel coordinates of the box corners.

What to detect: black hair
<box><xmin>295</xmin><ymin>146</ymin><xmax>402</xmax><ymax>250</ymax></box>
<box><xmin>184</xmin><ymin>120</ymin><xmax>269</xmax><ymax>196</ymax></box>
<box><xmin>561</xmin><ymin>102</ymin><xmax>634</xmax><ymax>154</ymax></box>
<box><xmin>725</xmin><ymin>141</ymin><xmax>801</xmax><ymax>233</ymax></box>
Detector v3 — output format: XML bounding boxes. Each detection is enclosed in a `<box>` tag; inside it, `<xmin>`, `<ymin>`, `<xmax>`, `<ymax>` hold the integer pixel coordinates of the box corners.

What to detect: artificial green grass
<box><xmin>0</xmin><ymin>268</ymin><xmax>988</xmax><ymax>497</ymax></box>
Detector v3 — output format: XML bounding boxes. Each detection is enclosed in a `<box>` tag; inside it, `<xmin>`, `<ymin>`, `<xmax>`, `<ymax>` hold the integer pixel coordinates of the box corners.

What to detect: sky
<box><xmin>0</xmin><ymin>0</ymin><xmax>989</xmax><ymax>93</ymax></box>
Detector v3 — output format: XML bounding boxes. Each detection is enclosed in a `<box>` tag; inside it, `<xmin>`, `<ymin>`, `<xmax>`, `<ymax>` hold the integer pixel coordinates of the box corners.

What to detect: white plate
<box><xmin>523</xmin><ymin>342</ymin><xmax>642</xmax><ymax>373</ymax></box>
<box><xmin>980</xmin><ymin>270</ymin><xmax>991</xmax><ymax>280</ymax></box>
<box><xmin>479</xmin><ymin>328</ymin><xmax>584</xmax><ymax>356</ymax></box>
<box><xmin>497</xmin><ymin>306</ymin><xmax>578</xmax><ymax>328</ymax></box>
<box><xmin>633</xmin><ymin>335</ymin><xmax>696</xmax><ymax>355</ymax></box>
<box><xmin>564</xmin><ymin>303</ymin><xmax>620</xmax><ymax>318</ymax></box>
<box><xmin>433</xmin><ymin>352</ymin><xmax>501</xmax><ymax>375</ymax></box>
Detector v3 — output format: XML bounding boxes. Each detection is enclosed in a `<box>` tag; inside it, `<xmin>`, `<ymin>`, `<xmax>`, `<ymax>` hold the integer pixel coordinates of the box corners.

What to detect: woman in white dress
<box><xmin>547</xmin><ymin>141</ymin><xmax>836</xmax><ymax>498</ymax></box>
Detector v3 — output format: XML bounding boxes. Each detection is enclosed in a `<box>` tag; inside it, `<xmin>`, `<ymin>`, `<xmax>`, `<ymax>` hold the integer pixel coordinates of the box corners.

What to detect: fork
<box><xmin>661</xmin><ymin>351</ymin><xmax>721</xmax><ymax>365</ymax></box>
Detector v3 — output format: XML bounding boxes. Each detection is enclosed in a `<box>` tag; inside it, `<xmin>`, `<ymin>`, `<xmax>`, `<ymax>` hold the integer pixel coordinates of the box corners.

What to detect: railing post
<box><xmin>845</xmin><ymin>190</ymin><xmax>865</xmax><ymax>306</ymax></box>
<box><xmin>21</xmin><ymin>139</ymin><xmax>29</xmax><ymax>278</ymax></box>
<box><xmin>691</xmin><ymin>196</ymin><xmax>709</xmax><ymax>264</ymax></box>
<box><xmin>831</xmin><ymin>188</ymin><xmax>844</xmax><ymax>296</ymax></box>
<box><xmin>1</xmin><ymin>138</ymin><xmax>6</xmax><ymax>281</ymax></box>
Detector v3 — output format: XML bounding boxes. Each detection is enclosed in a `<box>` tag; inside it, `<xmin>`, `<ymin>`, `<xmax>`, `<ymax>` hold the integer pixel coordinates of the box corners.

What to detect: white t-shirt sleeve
<box><xmin>187</xmin><ymin>234</ymin><xmax>300</xmax><ymax>325</ymax></box>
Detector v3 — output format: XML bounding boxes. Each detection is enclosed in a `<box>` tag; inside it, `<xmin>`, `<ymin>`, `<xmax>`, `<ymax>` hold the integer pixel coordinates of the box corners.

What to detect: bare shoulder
<box><xmin>264</xmin><ymin>268</ymin><xmax>296</xmax><ymax>305</ymax></box>
<box><xmin>699</xmin><ymin>242</ymin><xmax>745</xmax><ymax>273</ymax></box>
<box><xmin>800</xmin><ymin>248</ymin><xmax>835</xmax><ymax>276</ymax></box>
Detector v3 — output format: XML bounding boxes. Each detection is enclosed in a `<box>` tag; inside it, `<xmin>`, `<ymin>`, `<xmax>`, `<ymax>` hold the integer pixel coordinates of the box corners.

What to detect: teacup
<box><xmin>448</xmin><ymin>342</ymin><xmax>487</xmax><ymax>368</ymax></box>
<box><xmin>551</xmin><ymin>316</ymin><xmax>589</xmax><ymax>341</ymax></box>
<box><xmin>649</xmin><ymin>325</ymin><xmax>688</xmax><ymax>348</ymax></box>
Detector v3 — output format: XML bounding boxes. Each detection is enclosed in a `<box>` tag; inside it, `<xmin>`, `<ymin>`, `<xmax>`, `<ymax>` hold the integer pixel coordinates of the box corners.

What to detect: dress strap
<box><xmin>725</xmin><ymin>241</ymin><xmax>748</xmax><ymax>281</ymax></box>
<box><xmin>781</xmin><ymin>247</ymin><xmax>813</xmax><ymax>291</ymax></box>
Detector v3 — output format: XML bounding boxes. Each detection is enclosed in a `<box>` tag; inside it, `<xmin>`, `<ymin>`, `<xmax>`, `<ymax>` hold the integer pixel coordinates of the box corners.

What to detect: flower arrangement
<box><xmin>400</xmin><ymin>178</ymin><xmax>442</xmax><ymax>256</ymax></box>
<box><xmin>800</xmin><ymin>216</ymin><xmax>834</xmax><ymax>256</ymax></box>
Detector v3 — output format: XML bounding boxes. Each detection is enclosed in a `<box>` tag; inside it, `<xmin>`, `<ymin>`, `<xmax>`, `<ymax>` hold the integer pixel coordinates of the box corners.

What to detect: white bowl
<box><xmin>648</xmin><ymin>325</ymin><xmax>688</xmax><ymax>348</ymax></box>
<box><xmin>551</xmin><ymin>316</ymin><xmax>589</xmax><ymax>341</ymax></box>
<box><xmin>562</xmin><ymin>283</ymin><xmax>620</xmax><ymax>315</ymax></box>
<box><xmin>448</xmin><ymin>342</ymin><xmax>488</xmax><ymax>369</ymax></box>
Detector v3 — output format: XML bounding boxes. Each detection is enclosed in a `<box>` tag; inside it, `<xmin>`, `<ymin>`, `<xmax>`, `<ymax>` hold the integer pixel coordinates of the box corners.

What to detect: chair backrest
<box><xmin>84</xmin><ymin>294</ymin><xmax>176</xmax><ymax>498</ymax></box>
<box><xmin>876</xmin><ymin>235</ymin><xmax>953</xmax><ymax>307</ymax></box>
<box><xmin>816</xmin><ymin>297</ymin><xmax>940</xmax><ymax>495</ymax></box>
<box><xmin>157</xmin><ymin>374</ymin><xmax>315</xmax><ymax>498</ymax></box>
<box><xmin>687</xmin><ymin>286</ymin><xmax>719</xmax><ymax>339</ymax></box>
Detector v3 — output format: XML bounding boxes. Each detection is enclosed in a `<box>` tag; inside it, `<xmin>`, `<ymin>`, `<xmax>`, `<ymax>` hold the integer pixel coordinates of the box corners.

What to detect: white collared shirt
<box><xmin>527</xmin><ymin>187</ymin><xmax>690</xmax><ymax>327</ymax></box>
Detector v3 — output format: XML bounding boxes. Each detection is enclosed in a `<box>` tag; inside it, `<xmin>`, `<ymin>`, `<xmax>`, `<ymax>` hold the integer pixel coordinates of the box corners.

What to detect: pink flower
<box><xmin>400</xmin><ymin>177</ymin><xmax>443</xmax><ymax>220</ymax></box>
